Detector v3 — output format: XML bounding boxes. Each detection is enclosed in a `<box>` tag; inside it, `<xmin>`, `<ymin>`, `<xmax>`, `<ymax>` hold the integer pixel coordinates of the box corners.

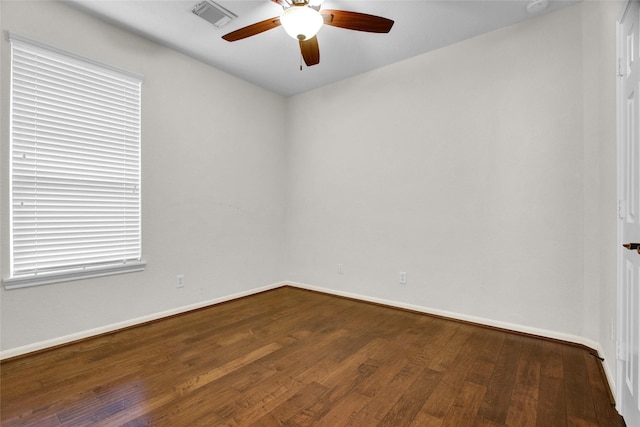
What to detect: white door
<box><xmin>618</xmin><ymin>1</ymin><xmax>640</xmax><ymax>425</ymax></box>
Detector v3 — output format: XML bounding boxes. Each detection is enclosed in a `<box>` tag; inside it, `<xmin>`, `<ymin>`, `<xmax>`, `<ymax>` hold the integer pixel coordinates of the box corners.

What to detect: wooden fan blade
<box><xmin>320</xmin><ymin>10</ymin><xmax>394</xmax><ymax>33</ymax></box>
<box><xmin>299</xmin><ymin>37</ymin><xmax>320</xmax><ymax>66</ymax></box>
<box><xmin>222</xmin><ymin>17</ymin><xmax>281</xmax><ymax>42</ymax></box>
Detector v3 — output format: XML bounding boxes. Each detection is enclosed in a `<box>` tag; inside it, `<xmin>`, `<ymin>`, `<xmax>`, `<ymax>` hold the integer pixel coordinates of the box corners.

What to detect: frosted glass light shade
<box><xmin>280</xmin><ymin>6</ymin><xmax>323</xmax><ymax>41</ymax></box>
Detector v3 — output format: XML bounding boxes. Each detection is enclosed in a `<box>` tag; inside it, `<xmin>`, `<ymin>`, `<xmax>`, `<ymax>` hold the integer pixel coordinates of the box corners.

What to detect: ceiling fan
<box><xmin>222</xmin><ymin>0</ymin><xmax>394</xmax><ymax>67</ymax></box>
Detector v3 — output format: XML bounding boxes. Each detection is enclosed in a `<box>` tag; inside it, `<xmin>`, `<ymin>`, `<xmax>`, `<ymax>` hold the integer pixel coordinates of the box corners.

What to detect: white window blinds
<box><xmin>5</xmin><ymin>34</ymin><xmax>145</xmax><ymax>289</ymax></box>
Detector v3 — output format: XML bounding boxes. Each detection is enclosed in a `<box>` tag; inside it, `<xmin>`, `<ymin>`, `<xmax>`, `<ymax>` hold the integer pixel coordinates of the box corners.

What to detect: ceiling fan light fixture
<box><xmin>280</xmin><ymin>6</ymin><xmax>323</xmax><ymax>41</ymax></box>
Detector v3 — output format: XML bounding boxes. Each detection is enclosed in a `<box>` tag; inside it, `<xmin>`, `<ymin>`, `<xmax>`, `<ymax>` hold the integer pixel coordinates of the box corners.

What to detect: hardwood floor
<box><xmin>0</xmin><ymin>286</ymin><xmax>625</xmax><ymax>426</ymax></box>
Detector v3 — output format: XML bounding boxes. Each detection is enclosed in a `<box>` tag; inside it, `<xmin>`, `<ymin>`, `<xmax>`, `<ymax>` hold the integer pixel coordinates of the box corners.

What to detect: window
<box><xmin>4</xmin><ymin>34</ymin><xmax>145</xmax><ymax>289</ymax></box>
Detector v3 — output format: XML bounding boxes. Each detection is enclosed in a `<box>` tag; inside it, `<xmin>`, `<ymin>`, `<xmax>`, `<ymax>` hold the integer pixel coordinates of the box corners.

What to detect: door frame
<box><xmin>617</xmin><ymin>0</ymin><xmax>635</xmax><ymax>415</ymax></box>
<box><xmin>616</xmin><ymin>0</ymin><xmax>625</xmax><ymax>410</ymax></box>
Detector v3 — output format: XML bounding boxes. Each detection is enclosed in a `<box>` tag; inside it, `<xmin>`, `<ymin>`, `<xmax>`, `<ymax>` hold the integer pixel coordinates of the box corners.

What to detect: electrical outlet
<box><xmin>176</xmin><ymin>274</ymin><xmax>185</xmax><ymax>288</ymax></box>
<box><xmin>337</xmin><ymin>263</ymin><xmax>344</xmax><ymax>275</ymax></box>
<box><xmin>399</xmin><ymin>271</ymin><xmax>407</xmax><ymax>284</ymax></box>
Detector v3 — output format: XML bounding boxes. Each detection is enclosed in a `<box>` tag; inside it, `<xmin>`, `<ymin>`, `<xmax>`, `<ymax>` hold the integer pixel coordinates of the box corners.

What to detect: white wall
<box><xmin>284</xmin><ymin>1</ymin><xmax>619</xmax><ymax>358</ymax></box>
<box><xmin>0</xmin><ymin>1</ymin><xmax>287</xmax><ymax>352</ymax></box>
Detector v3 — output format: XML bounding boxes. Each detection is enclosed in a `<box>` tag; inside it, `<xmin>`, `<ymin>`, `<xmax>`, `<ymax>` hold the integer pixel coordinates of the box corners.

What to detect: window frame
<box><xmin>4</xmin><ymin>33</ymin><xmax>145</xmax><ymax>289</ymax></box>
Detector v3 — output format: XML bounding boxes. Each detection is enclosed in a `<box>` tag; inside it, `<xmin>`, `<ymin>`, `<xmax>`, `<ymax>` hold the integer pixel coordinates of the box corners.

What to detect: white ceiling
<box><xmin>65</xmin><ymin>0</ymin><xmax>578</xmax><ymax>97</ymax></box>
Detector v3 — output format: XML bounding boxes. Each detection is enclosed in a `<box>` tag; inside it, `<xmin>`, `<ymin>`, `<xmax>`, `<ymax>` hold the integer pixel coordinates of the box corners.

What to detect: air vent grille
<box><xmin>192</xmin><ymin>1</ymin><xmax>237</xmax><ymax>28</ymax></box>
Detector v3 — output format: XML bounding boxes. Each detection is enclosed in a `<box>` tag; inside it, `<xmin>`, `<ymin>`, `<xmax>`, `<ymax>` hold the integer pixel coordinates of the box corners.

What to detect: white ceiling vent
<box><xmin>192</xmin><ymin>1</ymin><xmax>237</xmax><ymax>28</ymax></box>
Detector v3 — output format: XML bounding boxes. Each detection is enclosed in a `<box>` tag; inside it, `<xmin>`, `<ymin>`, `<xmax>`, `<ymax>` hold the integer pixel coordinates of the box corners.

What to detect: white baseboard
<box><xmin>0</xmin><ymin>281</ymin><xmax>285</xmax><ymax>360</ymax></box>
<box><xmin>0</xmin><ymin>279</ymin><xmax>617</xmax><ymax>402</ymax></box>
<box><xmin>285</xmin><ymin>281</ymin><xmax>618</xmax><ymax>400</ymax></box>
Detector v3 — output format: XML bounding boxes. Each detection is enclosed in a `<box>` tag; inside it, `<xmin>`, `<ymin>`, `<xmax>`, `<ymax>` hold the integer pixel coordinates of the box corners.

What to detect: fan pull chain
<box><xmin>300</xmin><ymin>54</ymin><xmax>303</xmax><ymax>71</ymax></box>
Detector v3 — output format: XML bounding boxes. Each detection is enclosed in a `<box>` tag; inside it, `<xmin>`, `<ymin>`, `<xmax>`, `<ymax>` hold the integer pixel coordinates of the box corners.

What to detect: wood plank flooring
<box><xmin>0</xmin><ymin>286</ymin><xmax>626</xmax><ymax>426</ymax></box>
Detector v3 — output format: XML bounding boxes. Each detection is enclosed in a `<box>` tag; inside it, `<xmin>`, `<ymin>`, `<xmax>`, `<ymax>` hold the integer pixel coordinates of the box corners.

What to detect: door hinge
<box><xmin>617</xmin><ymin>340</ymin><xmax>626</xmax><ymax>361</ymax></box>
<box><xmin>618</xmin><ymin>57</ymin><xmax>624</xmax><ymax>77</ymax></box>
<box><xmin>618</xmin><ymin>199</ymin><xmax>626</xmax><ymax>219</ymax></box>
<box><xmin>616</xmin><ymin>340</ymin><xmax>621</xmax><ymax>360</ymax></box>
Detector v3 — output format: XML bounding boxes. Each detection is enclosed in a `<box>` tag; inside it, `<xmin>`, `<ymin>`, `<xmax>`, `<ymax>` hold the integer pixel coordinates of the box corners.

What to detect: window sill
<box><xmin>2</xmin><ymin>261</ymin><xmax>146</xmax><ymax>290</ymax></box>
